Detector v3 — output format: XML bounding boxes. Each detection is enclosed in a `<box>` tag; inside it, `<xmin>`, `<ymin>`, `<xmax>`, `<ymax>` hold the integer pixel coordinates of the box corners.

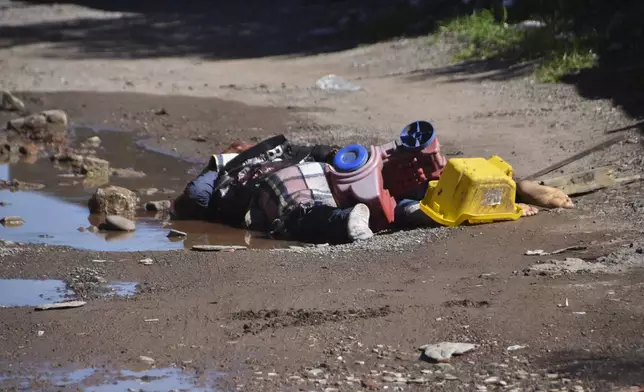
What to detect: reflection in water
<box><xmin>0</xmin><ymin>128</ymin><xmax>292</xmax><ymax>251</ymax></box>
<box><xmin>0</xmin><ymin>279</ymin><xmax>138</xmax><ymax>307</ymax></box>
<box><xmin>0</xmin><ymin>366</ymin><xmax>220</xmax><ymax>391</ymax></box>
<box><xmin>0</xmin><ymin>279</ymin><xmax>73</xmax><ymax>307</ymax></box>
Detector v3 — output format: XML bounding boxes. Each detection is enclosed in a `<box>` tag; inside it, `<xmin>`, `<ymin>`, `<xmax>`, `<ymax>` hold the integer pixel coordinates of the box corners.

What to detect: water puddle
<box><xmin>0</xmin><ymin>126</ymin><xmax>291</xmax><ymax>251</ymax></box>
<box><xmin>0</xmin><ymin>278</ymin><xmax>138</xmax><ymax>307</ymax></box>
<box><xmin>0</xmin><ymin>366</ymin><xmax>219</xmax><ymax>391</ymax></box>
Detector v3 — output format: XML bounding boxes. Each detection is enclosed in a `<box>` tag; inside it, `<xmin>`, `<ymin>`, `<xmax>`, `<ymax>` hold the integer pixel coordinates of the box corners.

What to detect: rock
<box><xmin>137</xmin><ymin>188</ymin><xmax>159</xmax><ymax>196</ymax></box>
<box><xmin>419</xmin><ymin>342</ymin><xmax>477</xmax><ymax>362</ymax></box>
<box><xmin>18</xmin><ymin>143</ymin><xmax>39</xmax><ymax>156</ymax></box>
<box><xmin>507</xmin><ymin>345</ymin><xmax>527</xmax><ymax>351</ymax></box>
<box><xmin>7</xmin><ymin>110</ymin><xmax>68</xmax><ymax>142</ymax></box>
<box><xmin>88</xmin><ymin>185</ymin><xmax>140</xmax><ymax>217</ymax></box>
<box><xmin>78</xmin><ymin>226</ymin><xmax>86</xmax><ymax>232</ymax></box>
<box><xmin>0</xmin><ymin>179</ymin><xmax>45</xmax><ymax>191</ymax></box>
<box><xmin>167</xmin><ymin>229</ymin><xmax>187</xmax><ymax>238</ymax></box>
<box><xmin>81</xmin><ymin>156</ymin><xmax>110</xmax><ymax>177</ymax></box>
<box><xmin>361</xmin><ymin>378</ymin><xmax>381</xmax><ymax>390</ymax></box>
<box><xmin>306</xmin><ymin>368</ymin><xmax>324</xmax><ymax>378</ymax></box>
<box><xmin>442</xmin><ymin>374</ymin><xmax>459</xmax><ymax>381</ymax></box>
<box><xmin>191</xmin><ymin>245</ymin><xmax>247</xmax><ymax>252</ymax></box>
<box><xmin>85</xmin><ymin>136</ymin><xmax>101</xmax><ymax>147</ymax></box>
<box><xmin>51</xmin><ymin>152</ymin><xmax>84</xmax><ymax>166</ymax></box>
<box><xmin>407</xmin><ymin>377</ymin><xmax>427</xmax><ymax>384</ymax></box>
<box><xmin>315</xmin><ymin>74</ymin><xmax>361</xmax><ymax>92</ymax></box>
<box><xmin>87</xmin><ymin>225</ymin><xmax>99</xmax><ymax>233</ymax></box>
<box><xmin>139</xmin><ymin>258</ymin><xmax>154</xmax><ymax>265</ymax></box>
<box><xmin>35</xmin><ymin>300</ymin><xmax>86</xmax><ymax>311</ymax></box>
<box><xmin>139</xmin><ymin>356</ymin><xmax>155</xmax><ymax>365</ymax></box>
<box><xmin>42</xmin><ymin>110</ymin><xmax>68</xmax><ymax>125</ymax></box>
<box><xmin>145</xmin><ymin>200</ymin><xmax>172</xmax><ymax>211</ymax></box>
<box><xmin>112</xmin><ymin>168</ymin><xmax>146</xmax><ymax>178</ymax></box>
<box><xmin>103</xmin><ymin>215</ymin><xmax>136</xmax><ymax>231</ymax></box>
<box><xmin>483</xmin><ymin>377</ymin><xmax>507</xmax><ymax>386</ymax></box>
<box><xmin>0</xmin><ymin>216</ymin><xmax>24</xmax><ymax>226</ymax></box>
<box><xmin>1</xmin><ymin>90</ymin><xmax>26</xmax><ymax>112</ymax></box>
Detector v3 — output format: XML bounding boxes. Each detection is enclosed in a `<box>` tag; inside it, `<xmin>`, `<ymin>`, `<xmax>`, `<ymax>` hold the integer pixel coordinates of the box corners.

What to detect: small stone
<box><xmin>167</xmin><ymin>229</ymin><xmax>187</xmax><ymax>238</ymax></box>
<box><xmin>85</xmin><ymin>136</ymin><xmax>101</xmax><ymax>147</ymax></box>
<box><xmin>139</xmin><ymin>356</ymin><xmax>155</xmax><ymax>365</ymax></box>
<box><xmin>78</xmin><ymin>226</ymin><xmax>86</xmax><ymax>232</ymax></box>
<box><xmin>306</xmin><ymin>368</ymin><xmax>324</xmax><ymax>378</ymax></box>
<box><xmin>315</xmin><ymin>74</ymin><xmax>361</xmax><ymax>92</ymax></box>
<box><xmin>382</xmin><ymin>376</ymin><xmax>396</xmax><ymax>383</ymax></box>
<box><xmin>103</xmin><ymin>215</ymin><xmax>136</xmax><ymax>231</ymax></box>
<box><xmin>484</xmin><ymin>377</ymin><xmax>500</xmax><ymax>384</ymax></box>
<box><xmin>42</xmin><ymin>110</ymin><xmax>68</xmax><ymax>125</ymax></box>
<box><xmin>0</xmin><ymin>216</ymin><xmax>24</xmax><ymax>226</ymax></box>
<box><xmin>572</xmin><ymin>386</ymin><xmax>584</xmax><ymax>392</ymax></box>
<box><xmin>421</xmin><ymin>369</ymin><xmax>433</xmax><ymax>375</ymax></box>
<box><xmin>192</xmin><ymin>245</ymin><xmax>247</xmax><ymax>252</ymax></box>
<box><xmin>87</xmin><ymin>225</ymin><xmax>99</xmax><ymax>233</ymax></box>
<box><xmin>1</xmin><ymin>90</ymin><xmax>26</xmax><ymax>112</ymax></box>
<box><xmin>138</xmin><ymin>188</ymin><xmax>159</xmax><ymax>196</ymax></box>
<box><xmin>435</xmin><ymin>363</ymin><xmax>455</xmax><ymax>371</ymax></box>
<box><xmin>546</xmin><ymin>373</ymin><xmax>560</xmax><ymax>380</ymax></box>
<box><xmin>35</xmin><ymin>301</ymin><xmax>86</xmax><ymax>310</ymax></box>
<box><xmin>443</xmin><ymin>374</ymin><xmax>459</xmax><ymax>381</ymax></box>
<box><xmin>37</xmin><ymin>330</ymin><xmax>45</xmax><ymax>337</ymax></box>
<box><xmin>145</xmin><ymin>200</ymin><xmax>172</xmax><ymax>211</ymax></box>
<box><xmin>139</xmin><ymin>258</ymin><xmax>154</xmax><ymax>265</ymax></box>
<box><xmin>355</xmin><ymin>361</ymin><xmax>365</xmax><ymax>365</ymax></box>
<box><xmin>267</xmin><ymin>372</ymin><xmax>278</xmax><ymax>377</ymax></box>
<box><xmin>475</xmin><ymin>386</ymin><xmax>488</xmax><ymax>392</ymax></box>
<box><xmin>361</xmin><ymin>378</ymin><xmax>381</xmax><ymax>390</ymax></box>
<box><xmin>407</xmin><ymin>377</ymin><xmax>427</xmax><ymax>384</ymax></box>
<box><xmin>81</xmin><ymin>156</ymin><xmax>110</xmax><ymax>177</ymax></box>
<box><xmin>419</xmin><ymin>342</ymin><xmax>477</xmax><ymax>362</ymax></box>
<box><xmin>112</xmin><ymin>168</ymin><xmax>146</xmax><ymax>178</ymax></box>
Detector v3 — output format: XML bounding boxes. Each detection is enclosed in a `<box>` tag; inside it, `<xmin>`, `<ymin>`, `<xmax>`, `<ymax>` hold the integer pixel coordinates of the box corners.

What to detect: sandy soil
<box><xmin>0</xmin><ymin>1</ymin><xmax>643</xmax><ymax>391</ymax></box>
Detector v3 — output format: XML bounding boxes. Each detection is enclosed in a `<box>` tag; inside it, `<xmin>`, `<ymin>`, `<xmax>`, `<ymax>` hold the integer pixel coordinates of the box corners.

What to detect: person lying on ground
<box><xmin>173</xmin><ymin>136</ymin><xmax>574</xmax><ymax>243</ymax></box>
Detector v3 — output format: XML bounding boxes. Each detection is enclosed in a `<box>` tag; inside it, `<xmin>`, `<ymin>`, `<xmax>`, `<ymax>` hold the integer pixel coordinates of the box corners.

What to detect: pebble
<box><xmin>382</xmin><ymin>376</ymin><xmax>396</xmax><ymax>383</ymax></box>
<box><xmin>546</xmin><ymin>373</ymin><xmax>560</xmax><ymax>379</ymax></box>
<box><xmin>443</xmin><ymin>374</ymin><xmax>459</xmax><ymax>381</ymax></box>
<box><xmin>104</xmin><ymin>215</ymin><xmax>136</xmax><ymax>231</ymax></box>
<box><xmin>37</xmin><ymin>330</ymin><xmax>44</xmax><ymax>337</ymax></box>
<box><xmin>572</xmin><ymin>386</ymin><xmax>584</xmax><ymax>392</ymax></box>
<box><xmin>77</xmin><ymin>226</ymin><xmax>86</xmax><ymax>232</ymax></box>
<box><xmin>419</xmin><ymin>342</ymin><xmax>477</xmax><ymax>362</ymax></box>
<box><xmin>87</xmin><ymin>225</ymin><xmax>99</xmax><ymax>233</ymax></box>
<box><xmin>476</xmin><ymin>386</ymin><xmax>488</xmax><ymax>392</ymax></box>
<box><xmin>167</xmin><ymin>229</ymin><xmax>187</xmax><ymax>238</ymax></box>
<box><xmin>139</xmin><ymin>356</ymin><xmax>155</xmax><ymax>365</ymax></box>
<box><xmin>139</xmin><ymin>258</ymin><xmax>154</xmax><ymax>265</ymax></box>
<box><xmin>407</xmin><ymin>377</ymin><xmax>427</xmax><ymax>384</ymax></box>
<box><xmin>306</xmin><ymin>368</ymin><xmax>324</xmax><ymax>378</ymax></box>
<box><xmin>354</xmin><ymin>361</ymin><xmax>365</xmax><ymax>365</ymax></box>
<box><xmin>145</xmin><ymin>200</ymin><xmax>172</xmax><ymax>211</ymax></box>
<box><xmin>85</xmin><ymin>136</ymin><xmax>101</xmax><ymax>147</ymax></box>
<box><xmin>267</xmin><ymin>372</ymin><xmax>278</xmax><ymax>377</ymax></box>
<box><xmin>421</xmin><ymin>369</ymin><xmax>433</xmax><ymax>375</ymax></box>
<box><xmin>191</xmin><ymin>245</ymin><xmax>247</xmax><ymax>252</ymax></box>
<box><xmin>0</xmin><ymin>216</ymin><xmax>24</xmax><ymax>226</ymax></box>
<box><xmin>35</xmin><ymin>301</ymin><xmax>86</xmax><ymax>311</ymax></box>
<box><xmin>138</xmin><ymin>188</ymin><xmax>159</xmax><ymax>196</ymax></box>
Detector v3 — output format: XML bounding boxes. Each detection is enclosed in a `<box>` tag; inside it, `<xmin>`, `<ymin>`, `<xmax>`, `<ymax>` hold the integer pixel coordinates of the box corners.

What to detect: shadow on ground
<box><xmin>1</xmin><ymin>0</ymin><xmax>461</xmax><ymax>60</ymax></box>
<box><xmin>542</xmin><ymin>350</ymin><xmax>644</xmax><ymax>388</ymax></box>
<box><xmin>406</xmin><ymin>48</ymin><xmax>644</xmax><ymax>126</ymax></box>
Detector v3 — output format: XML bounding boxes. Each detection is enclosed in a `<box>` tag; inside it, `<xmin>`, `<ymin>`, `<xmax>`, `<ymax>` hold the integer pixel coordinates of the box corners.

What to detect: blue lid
<box><xmin>399</xmin><ymin>121</ymin><xmax>435</xmax><ymax>150</ymax></box>
<box><xmin>333</xmin><ymin>144</ymin><xmax>369</xmax><ymax>172</ymax></box>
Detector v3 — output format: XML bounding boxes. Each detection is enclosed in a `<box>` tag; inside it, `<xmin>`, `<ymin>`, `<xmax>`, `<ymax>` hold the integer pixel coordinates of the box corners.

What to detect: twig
<box><xmin>522</xmin><ymin>134</ymin><xmax>627</xmax><ymax>181</ymax></box>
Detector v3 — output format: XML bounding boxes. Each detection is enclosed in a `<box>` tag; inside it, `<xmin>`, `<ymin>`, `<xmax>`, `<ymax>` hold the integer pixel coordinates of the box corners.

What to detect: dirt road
<box><xmin>0</xmin><ymin>1</ymin><xmax>643</xmax><ymax>391</ymax></box>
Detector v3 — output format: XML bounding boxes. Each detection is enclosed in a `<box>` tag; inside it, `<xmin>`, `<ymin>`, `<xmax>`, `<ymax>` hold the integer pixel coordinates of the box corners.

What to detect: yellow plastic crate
<box><xmin>419</xmin><ymin>156</ymin><xmax>523</xmax><ymax>227</ymax></box>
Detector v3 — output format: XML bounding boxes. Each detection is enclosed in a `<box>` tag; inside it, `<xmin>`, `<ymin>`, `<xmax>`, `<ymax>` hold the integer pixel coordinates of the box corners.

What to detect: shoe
<box><xmin>402</xmin><ymin>201</ymin><xmax>434</xmax><ymax>227</ymax></box>
<box><xmin>347</xmin><ymin>203</ymin><xmax>374</xmax><ymax>241</ymax></box>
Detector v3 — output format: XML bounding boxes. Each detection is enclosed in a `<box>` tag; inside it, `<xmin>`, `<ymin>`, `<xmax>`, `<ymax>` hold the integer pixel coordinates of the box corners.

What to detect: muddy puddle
<box><xmin>0</xmin><ymin>278</ymin><xmax>137</xmax><ymax>307</ymax></box>
<box><xmin>0</xmin><ymin>126</ymin><xmax>290</xmax><ymax>251</ymax></box>
<box><xmin>0</xmin><ymin>366</ymin><xmax>220</xmax><ymax>391</ymax></box>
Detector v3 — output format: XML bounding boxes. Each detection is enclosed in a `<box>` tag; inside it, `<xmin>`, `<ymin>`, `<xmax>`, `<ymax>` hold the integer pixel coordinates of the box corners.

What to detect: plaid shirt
<box><xmin>253</xmin><ymin>162</ymin><xmax>337</xmax><ymax>222</ymax></box>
